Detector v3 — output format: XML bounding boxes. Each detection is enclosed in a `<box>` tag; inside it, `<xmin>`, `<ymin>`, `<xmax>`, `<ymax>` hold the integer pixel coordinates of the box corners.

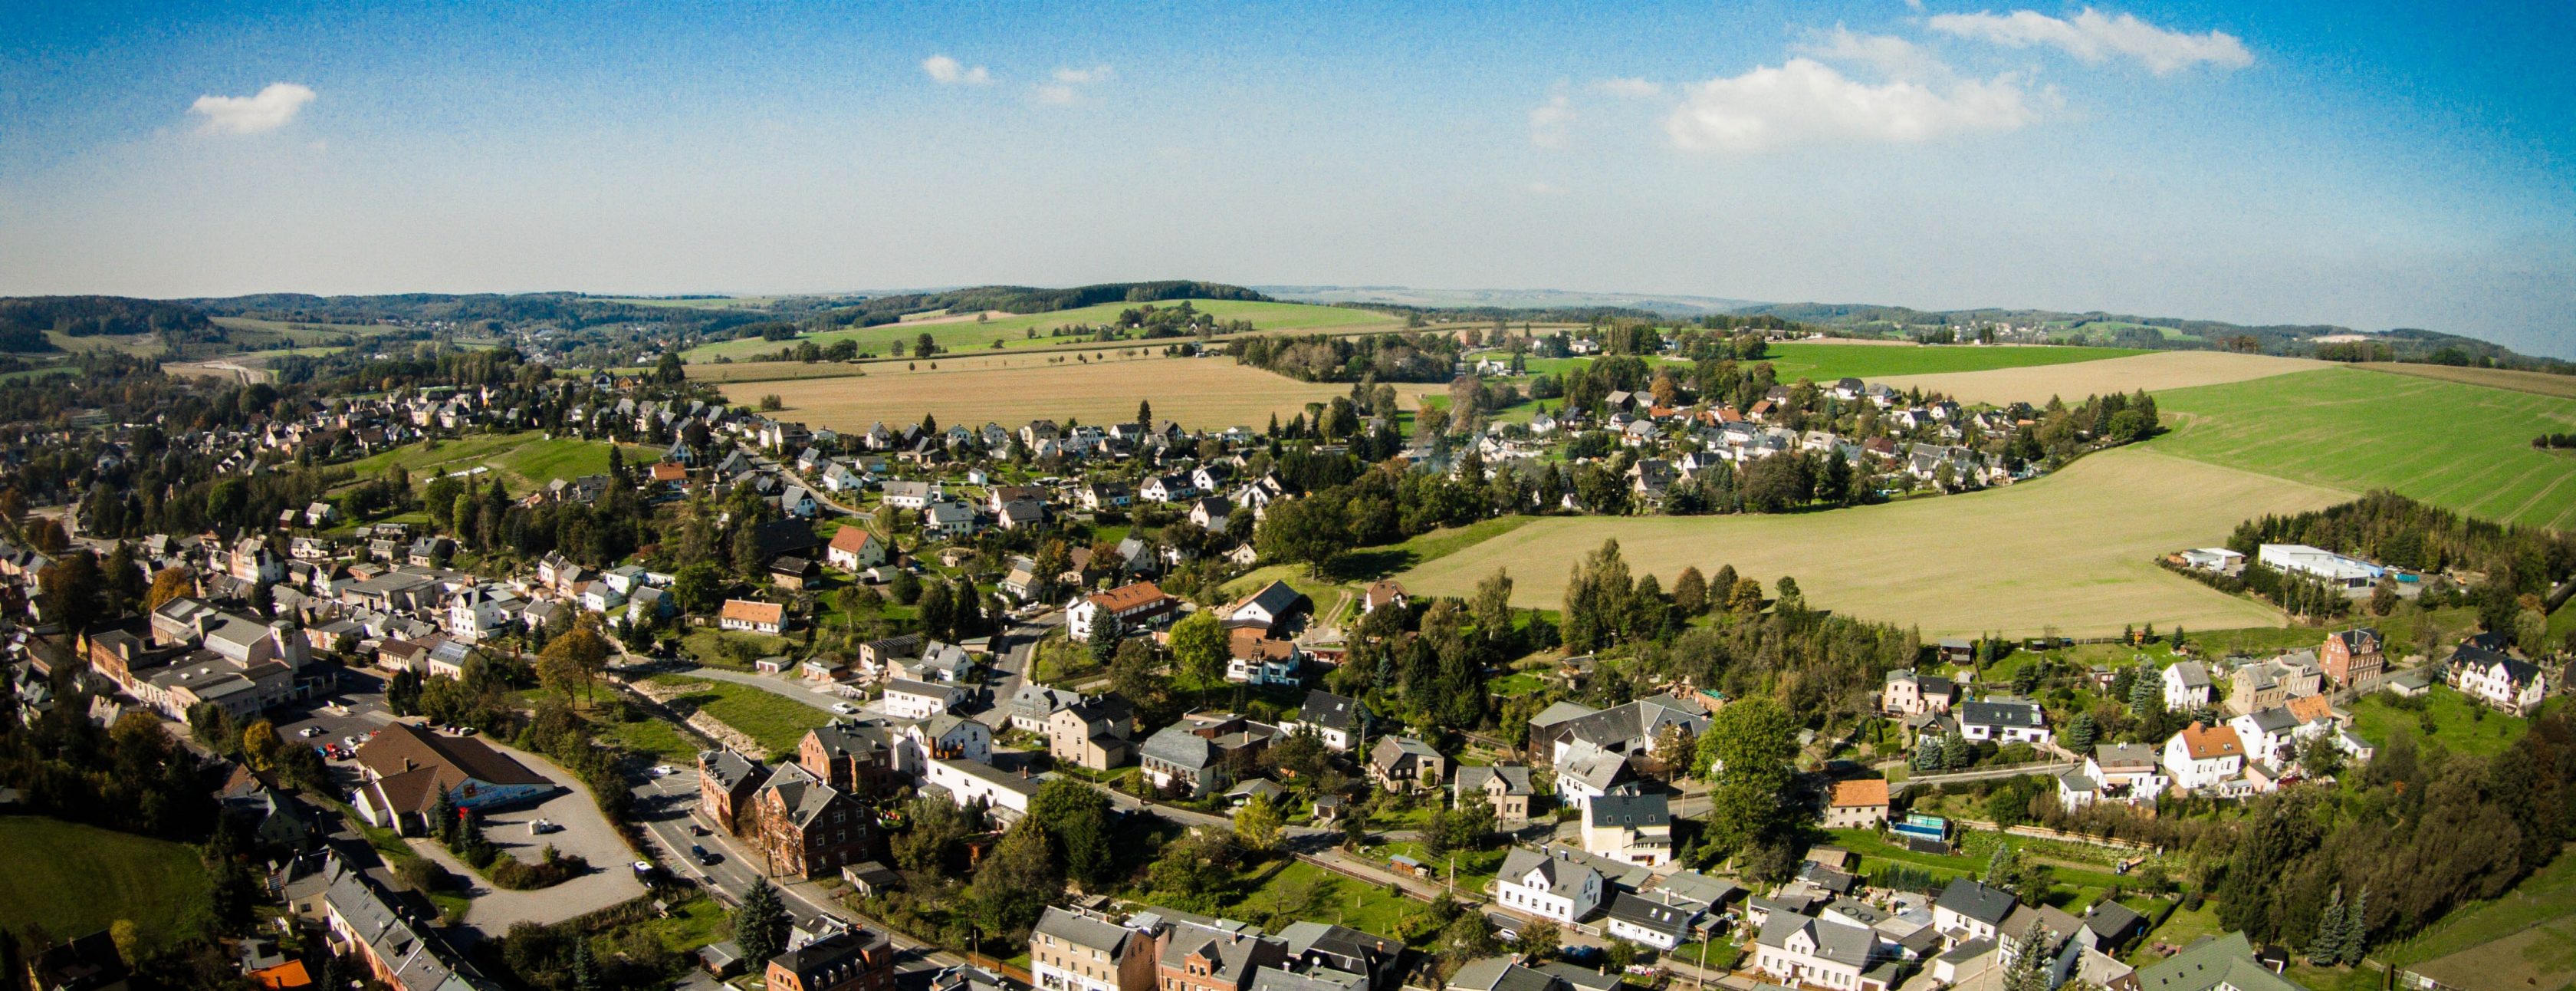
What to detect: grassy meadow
<box><xmin>643</xmin><ymin>673</ymin><xmax>834</xmax><ymax>761</ymax></box>
<box><xmin>1758</xmin><ymin>341</ymin><xmax>2149</xmax><ymax>380</ymax></box>
<box><xmin>684</xmin><ymin>298</ymin><xmax>1395</xmax><ymax>361</ymax></box>
<box><xmin>1870</xmin><ymin>351</ymin><xmax>2331</xmax><ymax>406</ymax></box>
<box><xmin>1396</xmin><ymin>447</ymin><xmax>2348</xmax><ymax>637</ymax></box>
<box><xmin>337</xmin><ymin>432</ymin><xmax>659</xmax><ymax>494</ymax></box>
<box><xmin>731</xmin><ymin>355</ymin><xmax>1353</xmax><ymax>431</ymax></box>
<box><xmin>2151</xmin><ymin>367</ymin><xmax>2576</xmax><ymax>528</ymax></box>
<box><xmin>0</xmin><ymin>817</ymin><xmax>214</xmax><ymax>949</ymax></box>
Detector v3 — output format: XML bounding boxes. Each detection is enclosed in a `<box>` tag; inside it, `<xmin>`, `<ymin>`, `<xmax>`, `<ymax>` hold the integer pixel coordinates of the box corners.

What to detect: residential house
<box><xmin>1753</xmin><ymin>913</ymin><xmax>1897</xmax><ymax>991</ymax></box>
<box><xmin>766</xmin><ymin>927</ymin><xmax>897</xmax><ymax>991</ymax></box>
<box><xmin>2232</xmin><ymin>652</ymin><xmax>2323</xmax><ymax>712</ymax></box>
<box><xmin>1602</xmin><ymin>891</ymin><xmax>1702</xmax><ymax>951</ymax></box>
<box><xmin>1153</xmin><ymin>918</ymin><xmax>1283</xmax><ymax>991</ymax></box>
<box><xmin>1933</xmin><ymin>877</ymin><xmax>2019</xmax><ymax>947</ymax></box>
<box><xmin>2321</xmin><ymin>628</ymin><xmax>2386</xmax><ymax>692</ymax></box>
<box><xmin>1010</xmin><ymin>683</ymin><xmax>1086</xmax><ymax>732</ymax></box>
<box><xmin>2080</xmin><ymin>743</ymin><xmax>2169</xmax><ymax>808</ymax></box>
<box><xmin>1046</xmin><ymin>697</ymin><xmax>1135</xmax><ymax>771</ymax></box>
<box><xmin>1454</xmin><ymin>765</ymin><xmax>1533</xmax><ymax>822</ymax></box>
<box><xmin>2121</xmin><ymin>932</ymin><xmax>2306</xmax><ymax>991</ymax></box>
<box><xmin>1033</xmin><ymin>908</ymin><xmax>1158</xmax><ymax>991</ymax></box>
<box><xmin>1957</xmin><ymin>698</ymin><xmax>2052</xmax><ymax>746</ymax></box>
<box><xmin>1222</xmin><ymin>581</ymin><xmax>1308</xmax><ymax>636</ymax></box>
<box><xmin>1367</xmin><ymin>736</ymin><xmax>1445</xmax><ymax>792</ymax></box>
<box><xmin>2228</xmin><ymin>707</ymin><xmax>2302</xmax><ymax>769</ymax></box>
<box><xmin>744</xmin><ymin>761</ymin><xmax>872</xmax><ymax>879</ymax></box>
<box><xmin>1226</xmin><ymin>628</ymin><xmax>1303</xmax><ymax>686</ymax></box>
<box><xmin>1882</xmin><ymin>669</ymin><xmax>1958</xmax><ymax>716</ymax></box>
<box><xmin>1290</xmin><ymin>690</ymin><xmax>1364</xmax><ymax>752</ymax></box>
<box><xmin>1530</xmin><ymin>693</ymin><xmax>1710</xmax><ymax>770</ymax></box>
<box><xmin>1552</xmin><ymin>740</ymin><xmax>1639</xmax><ymax>810</ymax></box>
<box><xmin>1066</xmin><ymin>582</ymin><xmax>1180</xmax><ymax>641</ymax></box>
<box><xmin>826</xmin><ymin>528</ymin><xmax>889</xmax><ymax>572</ymax></box>
<box><xmin>881</xmin><ymin>480</ymin><xmax>943</xmax><ymax>509</ymax></box>
<box><xmin>883</xmin><ymin>679</ymin><xmax>966</xmax><ymax>720</ymax></box>
<box><xmin>2448</xmin><ymin>644</ymin><xmax>2552</xmax><ymax>714</ymax></box>
<box><xmin>2164</xmin><ymin>723</ymin><xmax>2246</xmax><ymax>792</ymax></box>
<box><xmin>1823</xmin><ymin>779</ymin><xmax>1891</xmax><ymax>829</ymax></box>
<box><xmin>1582</xmin><ymin>792</ymin><xmax>1674</xmax><ymax>867</ymax></box>
<box><xmin>2163</xmin><ymin>661</ymin><xmax>2214</xmax><ymax>712</ymax></box>
<box><xmin>1496</xmin><ymin>847</ymin><xmax>1605</xmax><ymax>924</ymax></box>
<box><xmin>721</xmin><ymin>599</ymin><xmax>786</xmax><ymax>635</ymax></box>
<box><xmin>1362</xmin><ymin>581</ymin><xmax>1408</xmax><ymax>615</ymax></box>
<box><xmin>921</xmin><ymin>758</ymin><xmax>1049</xmax><ymax>825</ymax></box>
<box><xmin>1140</xmin><ymin>725</ymin><xmax>1224</xmax><ymax>797</ymax></box>
<box><xmin>698</xmin><ymin>749</ymin><xmax>765</xmax><ymax>832</ymax></box>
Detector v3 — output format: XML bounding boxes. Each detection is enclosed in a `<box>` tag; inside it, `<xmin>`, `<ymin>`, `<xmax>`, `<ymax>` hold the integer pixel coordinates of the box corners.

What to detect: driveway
<box><xmin>410</xmin><ymin>740</ymin><xmax>648</xmax><ymax>935</ymax></box>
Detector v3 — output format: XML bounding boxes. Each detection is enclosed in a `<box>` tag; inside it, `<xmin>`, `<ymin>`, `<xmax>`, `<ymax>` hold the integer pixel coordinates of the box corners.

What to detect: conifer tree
<box><xmin>734</xmin><ymin>877</ymin><xmax>789</xmax><ymax>967</ymax></box>
<box><xmin>2308</xmin><ymin>887</ymin><xmax>2346</xmax><ymax>966</ymax></box>
<box><xmin>2340</xmin><ymin>889</ymin><xmax>2370</xmax><ymax>966</ymax></box>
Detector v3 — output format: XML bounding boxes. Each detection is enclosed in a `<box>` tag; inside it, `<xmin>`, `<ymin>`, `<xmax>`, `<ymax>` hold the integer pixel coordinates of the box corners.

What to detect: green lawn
<box><xmin>678</xmin><ymin>627</ymin><xmax>794</xmax><ymax>670</ymax></box>
<box><xmin>685</xmin><ymin>299</ymin><xmax>1396</xmax><ymax>361</ymax></box>
<box><xmin>2348</xmin><ymin>686</ymin><xmax>2531</xmax><ymax>759</ymax></box>
<box><xmin>1132</xmin><ymin>859</ymin><xmax>1438</xmax><ymax>943</ymax></box>
<box><xmin>2153</xmin><ymin>367</ymin><xmax>2576</xmax><ymax>528</ymax></box>
<box><xmin>596</xmin><ymin>715</ymin><xmax>705</xmax><ymax>762</ymax></box>
<box><xmin>644</xmin><ymin>673</ymin><xmax>835</xmax><ymax>759</ymax></box>
<box><xmin>0</xmin><ymin>816</ymin><xmax>214</xmax><ymax>948</ymax></box>
<box><xmin>2132</xmin><ymin>902</ymin><xmax>2227</xmax><ymax>963</ymax></box>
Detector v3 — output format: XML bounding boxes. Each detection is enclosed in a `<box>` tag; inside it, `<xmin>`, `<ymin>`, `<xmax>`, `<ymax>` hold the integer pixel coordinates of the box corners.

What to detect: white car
<box><xmin>650</xmin><ymin>765</ymin><xmax>675</xmax><ymax>778</ymax></box>
<box><xmin>832</xmin><ymin>702</ymin><xmax>859</xmax><ymax>715</ymax></box>
<box><xmin>299</xmin><ymin>726</ymin><xmax>324</xmax><ymax>738</ymax></box>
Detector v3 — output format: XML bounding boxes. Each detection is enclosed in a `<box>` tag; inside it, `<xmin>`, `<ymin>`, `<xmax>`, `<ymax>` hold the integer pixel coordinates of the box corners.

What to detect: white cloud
<box><xmin>1033</xmin><ymin>64</ymin><xmax>1112</xmax><ymax>105</ymax></box>
<box><xmin>1664</xmin><ymin>58</ymin><xmax>2045</xmax><ymax>153</ymax></box>
<box><xmin>1529</xmin><ymin>94</ymin><xmax>1573</xmax><ymax>147</ymax></box>
<box><xmin>921</xmin><ymin>54</ymin><xmax>993</xmax><ymax>85</ymax></box>
<box><xmin>1792</xmin><ymin>27</ymin><xmax>1947</xmax><ymax>82</ymax></box>
<box><xmin>189</xmin><ymin>82</ymin><xmax>316</xmax><ymax>134</ymax></box>
<box><xmin>1527</xmin><ymin>180</ymin><xmax>1566</xmax><ymax>195</ymax></box>
<box><xmin>1928</xmin><ymin>8</ymin><xmax>2252</xmax><ymax>74</ymax></box>
<box><xmin>1589</xmin><ymin>77</ymin><xmax>1664</xmax><ymax>99</ymax></box>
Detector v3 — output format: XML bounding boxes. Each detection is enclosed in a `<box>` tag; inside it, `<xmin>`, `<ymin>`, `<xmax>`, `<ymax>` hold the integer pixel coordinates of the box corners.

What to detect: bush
<box><xmin>396</xmin><ymin>857</ymin><xmax>450</xmax><ymax>893</ymax></box>
<box><xmin>487</xmin><ymin>845</ymin><xmax>592</xmax><ymax>891</ymax></box>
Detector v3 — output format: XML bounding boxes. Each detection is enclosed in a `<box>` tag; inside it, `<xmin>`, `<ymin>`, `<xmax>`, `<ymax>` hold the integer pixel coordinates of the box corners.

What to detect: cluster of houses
<box><xmin>1745</xmin><ymin>861</ymin><xmax>2153</xmax><ymax>991</ymax></box>
<box><xmin>1881</xmin><ymin>625</ymin><xmax>2564</xmax><ymax>811</ymax></box>
<box><xmin>1030</xmin><ymin>905</ymin><xmax>1401</xmax><ymax>991</ymax></box>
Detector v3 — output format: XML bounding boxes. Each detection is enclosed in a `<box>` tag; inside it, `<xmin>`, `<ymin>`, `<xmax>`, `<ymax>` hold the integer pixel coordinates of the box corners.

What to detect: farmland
<box><xmin>2152</xmin><ymin>367</ymin><xmax>2576</xmax><ymax>528</ymax></box>
<box><xmin>682</xmin><ymin>298</ymin><xmax>1396</xmax><ymax>362</ymax></box>
<box><xmin>0</xmin><ymin>816</ymin><xmax>213</xmax><ymax>949</ymax></box>
<box><xmin>2364</xmin><ymin>361</ymin><xmax>2576</xmax><ymax>400</ymax></box>
<box><xmin>1758</xmin><ymin>341</ymin><xmax>2148</xmax><ymax>381</ymax></box>
<box><xmin>1870</xmin><ymin>350</ymin><xmax>2331</xmax><ymax>405</ymax></box>
<box><xmin>1396</xmin><ymin>447</ymin><xmax>2348</xmax><ymax>637</ymax></box>
<box><xmin>728</xmin><ymin>355</ymin><xmax>1355</xmax><ymax>431</ymax></box>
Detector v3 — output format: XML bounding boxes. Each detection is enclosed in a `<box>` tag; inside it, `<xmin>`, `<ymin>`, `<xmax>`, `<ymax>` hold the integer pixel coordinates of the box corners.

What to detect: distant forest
<box><xmin>802</xmin><ymin>281</ymin><xmax>1272</xmax><ymax>331</ymax></box>
<box><xmin>0</xmin><ymin>295</ymin><xmax>219</xmax><ymax>351</ymax></box>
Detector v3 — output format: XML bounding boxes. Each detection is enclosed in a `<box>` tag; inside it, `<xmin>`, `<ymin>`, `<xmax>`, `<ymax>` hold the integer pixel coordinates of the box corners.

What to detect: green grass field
<box><xmin>337</xmin><ymin>431</ymin><xmax>657</xmax><ymax>494</ymax></box>
<box><xmin>2152</xmin><ymin>367</ymin><xmax>2576</xmax><ymax>528</ymax></box>
<box><xmin>685</xmin><ymin>298</ymin><xmax>1395</xmax><ymax>361</ymax></box>
<box><xmin>644</xmin><ymin>673</ymin><xmax>833</xmax><ymax>759</ymax></box>
<box><xmin>0</xmin><ymin>816</ymin><xmax>214</xmax><ymax>948</ymax></box>
<box><xmin>2348</xmin><ymin>685</ymin><xmax>2535</xmax><ymax>759</ymax></box>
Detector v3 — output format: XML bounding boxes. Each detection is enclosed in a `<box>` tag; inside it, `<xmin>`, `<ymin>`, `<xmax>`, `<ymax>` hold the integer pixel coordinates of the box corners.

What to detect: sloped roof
<box><xmin>1830</xmin><ymin>779</ymin><xmax>1890</xmax><ymax>808</ymax></box>
<box><xmin>1300</xmin><ymin>689</ymin><xmax>1361</xmax><ymax>731</ymax></box>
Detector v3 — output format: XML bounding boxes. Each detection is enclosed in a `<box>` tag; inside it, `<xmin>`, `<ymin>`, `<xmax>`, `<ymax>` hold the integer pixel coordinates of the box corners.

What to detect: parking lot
<box><xmin>405</xmin><ymin>739</ymin><xmax>649</xmax><ymax>934</ymax></box>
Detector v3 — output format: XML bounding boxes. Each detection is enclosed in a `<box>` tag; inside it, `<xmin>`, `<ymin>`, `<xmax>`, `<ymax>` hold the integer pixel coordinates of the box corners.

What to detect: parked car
<box><xmin>689</xmin><ymin>824</ymin><xmax>710</xmax><ymax>836</ymax></box>
<box><xmin>832</xmin><ymin>702</ymin><xmax>859</xmax><ymax>715</ymax></box>
<box><xmin>691</xmin><ymin>844</ymin><xmax>717</xmax><ymax>865</ymax></box>
<box><xmin>529</xmin><ymin>818</ymin><xmax>560</xmax><ymax>835</ymax></box>
<box><xmin>298</xmin><ymin>726</ymin><xmax>324</xmax><ymax>738</ymax></box>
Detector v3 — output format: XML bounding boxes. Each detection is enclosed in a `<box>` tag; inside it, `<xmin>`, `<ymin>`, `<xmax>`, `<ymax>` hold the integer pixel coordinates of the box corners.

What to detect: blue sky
<box><xmin>2</xmin><ymin>2</ymin><xmax>2571</xmax><ymax>355</ymax></box>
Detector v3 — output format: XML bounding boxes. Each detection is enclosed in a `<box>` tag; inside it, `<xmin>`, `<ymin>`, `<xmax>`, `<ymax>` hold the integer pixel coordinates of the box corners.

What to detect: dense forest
<box><xmin>803</xmin><ymin>281</ymin><xmax>1272</xmax><ymax>331</ymax></box>
<box><xmin>0</xmin><ymin>295</ymin><xmax>219</xmax><ymax>351</ymax></box>
<box><xmin>1230</xmin><ymin>331</ymin><xmax>1458</xmax><ymax>382</ymax></box>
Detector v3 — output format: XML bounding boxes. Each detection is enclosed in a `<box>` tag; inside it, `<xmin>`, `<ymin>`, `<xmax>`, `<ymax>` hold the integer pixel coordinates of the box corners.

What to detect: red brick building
<box><xmin>766</xmin><ymin>927</ymin><xmax>896</xmax><ymax>991</ymax></box>
<box><xmin>2321</xmin><ymin>628</ymin><xmax>2385</xmax><ymax>692</ymax></box>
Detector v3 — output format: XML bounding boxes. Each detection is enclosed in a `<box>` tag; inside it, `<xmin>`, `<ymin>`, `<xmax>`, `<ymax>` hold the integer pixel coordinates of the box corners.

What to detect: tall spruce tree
<box><xmin>734</xmin><ymin>877</ymin><xmax>789</xmax><ymax>966</ymax></box>
<box><xmin>2340</xmin><ymin>889</ymin><xmax>2370</xmax><ymax>966</ymax></box>
<box><xmin>2308</xmin><ymin>887</ymin><xmax>2346</xmax><ymax>966</ymax></box>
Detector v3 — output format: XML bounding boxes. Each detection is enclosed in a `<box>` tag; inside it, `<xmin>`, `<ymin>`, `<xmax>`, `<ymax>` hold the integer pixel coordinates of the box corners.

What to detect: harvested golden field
<box><xmin>1396</xmin><ymin>448</ymin><xmax>2350</xmax><ymax>637</ymax></box>
<box><xmin>726</xmin><ymin>357</ymin><xmax>1352</xmax><ymax>430</ymax></box>
<box><xmin>2364</xmin><ymin>361</ymin><xmax>2576</xmax><ymax>400</ymax></box>
<box><xmin>1873</xmin><ymin>350</ymin><xmax>2331</xmax><ymax>404</ymax></box>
